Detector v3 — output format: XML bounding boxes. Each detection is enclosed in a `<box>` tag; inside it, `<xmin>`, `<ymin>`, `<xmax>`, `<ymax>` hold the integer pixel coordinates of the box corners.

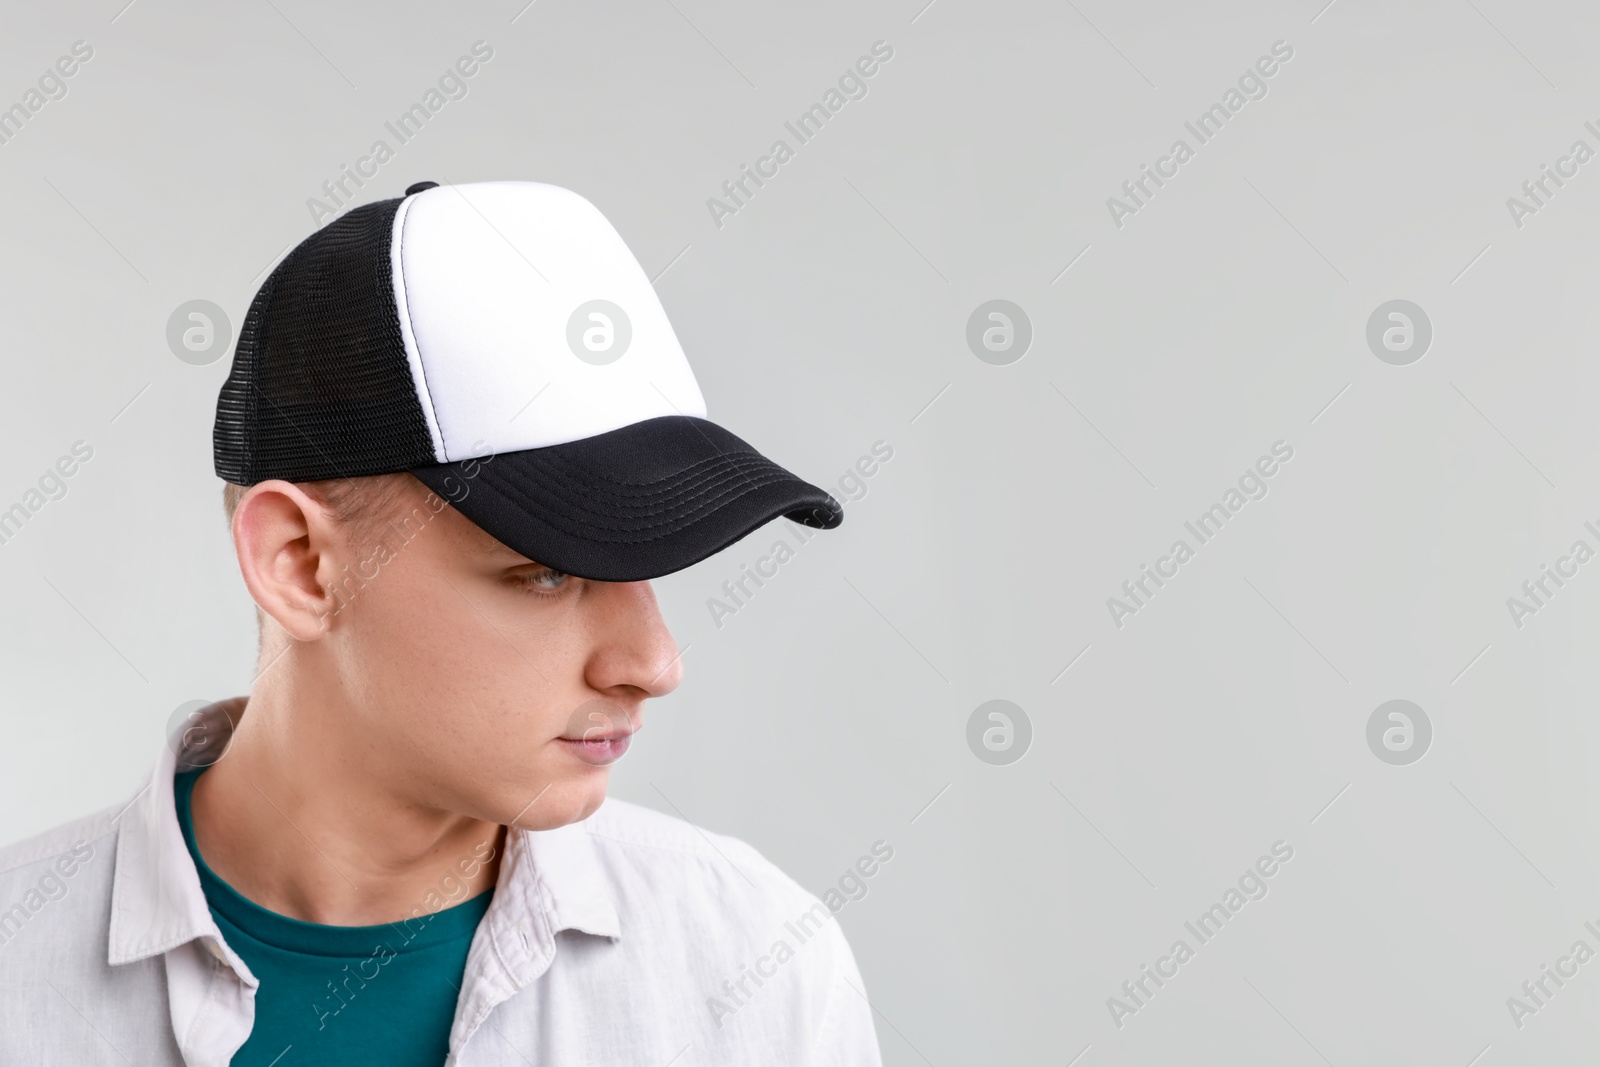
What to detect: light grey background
<box><xmin>2</xmin><ymin>0</ymin><xmax>1597</xmax><ymax>1062</ymax></box>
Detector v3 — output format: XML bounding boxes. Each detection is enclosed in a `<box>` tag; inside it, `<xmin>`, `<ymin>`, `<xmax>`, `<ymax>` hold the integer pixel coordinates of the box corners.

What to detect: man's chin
<box><xmin>504</xmin><ymin>773</ymin><xmax>609</xmax><ymax>832</ymax></box>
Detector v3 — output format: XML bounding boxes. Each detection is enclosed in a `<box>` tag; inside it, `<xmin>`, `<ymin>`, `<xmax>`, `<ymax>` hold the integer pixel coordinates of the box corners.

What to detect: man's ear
<box><xmin>231</xmin><ymin>481</ymin><xmax>345</xmax><ymax>641</ymax></box>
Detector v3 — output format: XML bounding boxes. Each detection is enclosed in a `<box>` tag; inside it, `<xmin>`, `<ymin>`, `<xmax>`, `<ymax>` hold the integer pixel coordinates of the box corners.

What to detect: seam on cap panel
<box><xmin>482</xmin><ymin>453</ymin><xmax>794</xmax><ymax>535</ymax></box>
<box><xmin>391</xmin><ymin>193</ymin><xmax>448</xmax><ymax>463</ymax></box>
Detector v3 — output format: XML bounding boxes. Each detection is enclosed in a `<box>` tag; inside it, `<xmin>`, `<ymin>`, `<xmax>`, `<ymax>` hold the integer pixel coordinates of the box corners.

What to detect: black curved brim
<box><xmin>410</xmin><ymin>416</ymin><xmax>843</xmax><ymax>582</ymax></box>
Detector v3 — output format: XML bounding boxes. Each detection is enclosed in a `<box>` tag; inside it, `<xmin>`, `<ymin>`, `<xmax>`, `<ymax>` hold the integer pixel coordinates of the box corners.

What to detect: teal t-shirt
<box><xmin>174</xmin><ymin>769</ymin><xmax>492</xmax><ymax>1066</ymax></box>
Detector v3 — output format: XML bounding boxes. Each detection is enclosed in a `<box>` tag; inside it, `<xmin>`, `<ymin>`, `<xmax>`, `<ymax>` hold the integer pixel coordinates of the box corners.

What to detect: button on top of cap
<box><xmin>406</xmin><ymin>181</ymin><xmax>440</xmax><ymax>195</ymax></box>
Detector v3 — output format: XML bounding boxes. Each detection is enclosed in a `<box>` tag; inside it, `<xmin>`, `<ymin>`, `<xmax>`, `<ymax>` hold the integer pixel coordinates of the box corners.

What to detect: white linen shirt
<box><xmin>0</xmin><ymin>699</ymin><xmax>882</xmax><ymax>1066</ymax></box>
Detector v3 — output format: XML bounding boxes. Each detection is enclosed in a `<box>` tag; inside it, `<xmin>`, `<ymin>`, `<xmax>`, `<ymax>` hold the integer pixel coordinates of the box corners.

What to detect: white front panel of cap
<box><xmin>395</xmin><ymin>181</ymin><xmax>706</xmax><ymax>462</ymax></box>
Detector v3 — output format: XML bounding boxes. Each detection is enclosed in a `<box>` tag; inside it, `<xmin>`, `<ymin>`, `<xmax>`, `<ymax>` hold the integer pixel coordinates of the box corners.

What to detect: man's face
<box><xmin>311</xmin><ymin>477</ymin><xmax>683</xmax><ymax>831</ymax></box>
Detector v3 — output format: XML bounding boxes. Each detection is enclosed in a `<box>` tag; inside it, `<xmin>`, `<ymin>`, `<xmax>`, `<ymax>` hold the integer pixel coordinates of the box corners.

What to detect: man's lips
<box><xmin>556</xmin><ymin>722</ymin><xmax>636</xmax><ymax>766</ymax></box>
<box><xmin>558</xmin><ymin>700</ymin><xmax>639</xmax><ymax>766</ymax></box>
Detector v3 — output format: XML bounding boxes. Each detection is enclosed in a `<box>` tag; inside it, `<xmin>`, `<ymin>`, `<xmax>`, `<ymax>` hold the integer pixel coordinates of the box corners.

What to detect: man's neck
<box><xmin>188</xmin><ymin>660</ymin><xmax>505</xmax><ymax>927</ymax></box>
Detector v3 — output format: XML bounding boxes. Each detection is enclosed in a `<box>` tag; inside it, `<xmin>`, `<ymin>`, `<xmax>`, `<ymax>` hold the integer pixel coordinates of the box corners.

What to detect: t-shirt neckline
<box><xmin>173</xmin><ymin>767</ymin><xmax>493</xmax><ymax>957</ymax></box>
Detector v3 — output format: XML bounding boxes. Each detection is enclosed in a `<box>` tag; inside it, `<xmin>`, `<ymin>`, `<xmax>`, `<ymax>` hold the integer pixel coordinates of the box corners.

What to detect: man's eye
<box><xmin>525</xmin><ymin>568</ymin><xmax>569</xmax><ymax>591</ymax></box>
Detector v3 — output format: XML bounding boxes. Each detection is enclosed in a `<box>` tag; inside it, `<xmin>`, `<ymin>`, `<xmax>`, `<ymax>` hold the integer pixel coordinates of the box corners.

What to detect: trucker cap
<box><xmin>214</xmin><ymin>179</ymin><xmax>842</xmax><ymax>582</ymax></box>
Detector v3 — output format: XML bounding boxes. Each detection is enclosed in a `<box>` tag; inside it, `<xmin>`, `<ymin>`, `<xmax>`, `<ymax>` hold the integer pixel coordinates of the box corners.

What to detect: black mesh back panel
<box><xmin>214</xmin><ymin>198</ymin><xmax>437</xmax><ymax>485</ymax></box>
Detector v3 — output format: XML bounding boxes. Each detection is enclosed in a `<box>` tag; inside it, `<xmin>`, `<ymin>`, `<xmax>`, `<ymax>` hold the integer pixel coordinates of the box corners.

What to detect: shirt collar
<box><xmin>494</xmin><ymin>816</ymin><xmax>621</xmax><ymax>949</ymax></box>
<box><xmin>107</xmin><ymin>697</ymin><xmax>620</xmax><ymax>975</ymax></box>
<box><xmin>448</xmin><ymin>795</ymin><xmax>621</xmax><ymax>1053</ymax></box>
<box><xmin>108</xmin><ymin>697</ymin><xmax>248</xmax><ymax>971</ymax></box>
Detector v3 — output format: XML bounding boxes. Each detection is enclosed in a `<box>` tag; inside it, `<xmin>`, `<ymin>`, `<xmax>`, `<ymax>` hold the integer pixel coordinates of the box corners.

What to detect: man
<box><xmin>0</xmin><ymin>180</ymin><xmax>882</xmax><ymax>1065</ymax></box>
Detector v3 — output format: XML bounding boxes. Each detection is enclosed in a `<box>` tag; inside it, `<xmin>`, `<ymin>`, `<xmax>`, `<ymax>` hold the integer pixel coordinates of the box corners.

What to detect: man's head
<box><xmin>224</xmin><ymin>472</ymin><xmax>682</xmax><ymax>829</ymax></box>
<box><xmin>211</xmin><ymin>179</ymin><xmax>842</xmax><ymax>830</ymax></box>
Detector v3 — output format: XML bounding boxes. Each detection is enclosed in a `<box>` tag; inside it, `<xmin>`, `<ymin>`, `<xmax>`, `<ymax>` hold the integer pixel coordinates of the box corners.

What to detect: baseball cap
<box><xmin>214</xmin><ymin>180</ymin><xmax>843</xmax><ymax>582</ymax></box>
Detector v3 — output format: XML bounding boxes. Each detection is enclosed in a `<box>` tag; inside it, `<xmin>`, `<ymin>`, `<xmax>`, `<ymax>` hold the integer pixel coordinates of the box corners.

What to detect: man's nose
<box><xmin>584</xmin><ymin>580</ymin><xmax>683</xmax><ymax>698</ymax></box>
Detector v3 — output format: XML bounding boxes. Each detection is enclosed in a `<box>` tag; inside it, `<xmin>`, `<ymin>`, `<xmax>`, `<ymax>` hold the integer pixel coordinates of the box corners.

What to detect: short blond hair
<box><xmin>221</xmin><ymin>474</ymin><xmax>417</xmax><ymax>540</ymax></box>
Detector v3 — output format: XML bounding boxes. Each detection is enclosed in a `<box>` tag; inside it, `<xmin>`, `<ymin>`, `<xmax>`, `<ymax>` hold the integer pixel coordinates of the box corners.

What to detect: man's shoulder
<box><xmin>573</xmin><ymin>798</ymin><xmax>878</xmax><ymax>1062</ymax></box>
<box><xmin>579</xmin><ymin>796</ymin><xmax>846</xmax><ymax>948</ymax></box>
<box><xmin>0</xmin><ymin>802</ymin><xmax>120</xmax><ymax>884</ymax></box>
<box><xmin>581</xmin><ymin>794</ymin><xmax>767</xmax><ymax>863</ymax></box>
<box><xmin>0</xmin><ymin>803</ymin><xmax>121</xmax><ymax>966</ymax></box>
<box><xmin>582</xmin><ymin>795</ymin><xmax>811</xmax><ymax>907</ymax></box>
